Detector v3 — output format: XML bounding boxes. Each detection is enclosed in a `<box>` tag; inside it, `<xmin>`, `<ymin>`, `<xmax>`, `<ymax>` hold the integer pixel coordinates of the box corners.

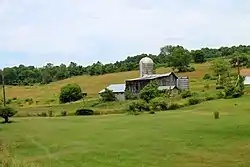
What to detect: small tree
<box><xmin>139</xmin><ymin>81</ymin><xmax>160</xmax><ymax>103</ymax></box>
<box><xmin>0</xmin><ymin>107</ymin><xmax>17</xmax><ymax>123</ymax></box>
<box><xmin>100</xmin><ymin>88</ymin><xmax>116</xmax><ymax>102</ymax></box>
<box><xmin>59</xmin><ymin>84</ymin><xmax>84</xmax><ymax>103</ymax></box>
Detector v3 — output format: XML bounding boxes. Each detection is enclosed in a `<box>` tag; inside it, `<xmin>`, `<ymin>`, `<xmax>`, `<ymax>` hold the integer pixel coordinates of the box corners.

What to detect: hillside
<box><xmin>2</xmin><ymin>62</ymin><xmax>212</xmax><ymax>106</ymax></box>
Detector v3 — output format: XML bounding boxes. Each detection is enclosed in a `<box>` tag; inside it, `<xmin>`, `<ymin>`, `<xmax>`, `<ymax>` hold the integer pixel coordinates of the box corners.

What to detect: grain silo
<box><xmin>177</xmin><ymin>77</ymin><xmax>189</xmax><ymax>90</ymax></box>
<box><xmin>139</xmin><ymin>57</ymin><xmax>154</xmax><ymax>78</ymax></box>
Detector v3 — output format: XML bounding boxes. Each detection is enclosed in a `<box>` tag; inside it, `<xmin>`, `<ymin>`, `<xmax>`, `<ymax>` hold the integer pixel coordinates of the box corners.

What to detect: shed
<box><xmin>240</xmin><ymin>69</ymin><xmax>250</xmax><ymax>85</ymax></box>
<box><xmin>99</xmin><ymin>84</ymin><xmax>126</xmax><ymax>101</ymax></box>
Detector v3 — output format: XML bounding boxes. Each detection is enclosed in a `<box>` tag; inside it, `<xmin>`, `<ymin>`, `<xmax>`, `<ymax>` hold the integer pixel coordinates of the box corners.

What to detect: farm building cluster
<box><xmin>99</xmin><ymin>57</ymin><xmax>189</xmax><ymax>101</ymax></box>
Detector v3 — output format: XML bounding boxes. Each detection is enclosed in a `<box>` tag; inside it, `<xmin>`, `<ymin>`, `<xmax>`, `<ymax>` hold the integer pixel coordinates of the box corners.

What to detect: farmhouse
<box><xmin>240</xmin><ymin>69</ymin><xmax>250</xmax><ymax>85</ymax></box>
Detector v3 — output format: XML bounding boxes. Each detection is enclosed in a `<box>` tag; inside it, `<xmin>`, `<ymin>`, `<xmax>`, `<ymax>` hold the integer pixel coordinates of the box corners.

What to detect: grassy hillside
<box><xmin>2</xmin><ymin>63</ymin><xmax>213</xmax><ymax>105</ymax></box>
<box><xmin>1</xmin><ymin>96</ymin><xmax>250</xmax><ymax>167</ymax></box>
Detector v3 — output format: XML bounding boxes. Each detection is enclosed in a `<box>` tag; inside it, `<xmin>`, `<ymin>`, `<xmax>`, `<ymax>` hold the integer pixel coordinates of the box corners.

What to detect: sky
<box><xmin>0</xmin><ymin>0</ymin><xmax>250</xmax><ymax>68</ymax></box>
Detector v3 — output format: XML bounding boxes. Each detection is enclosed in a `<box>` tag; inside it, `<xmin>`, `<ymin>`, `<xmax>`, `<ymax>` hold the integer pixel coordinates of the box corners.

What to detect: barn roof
<box><xmin>240</xmin><ymin>69</ymin><xmax>250</xmax><ymax>76</ymax></box>
<box><xmin>126</xmin><ymin>72</ymin><xmax>177</xmax><ymax>82</ymax></box>
<box><xmin>99</xmin><ymin>84</ymin><xmax>126</xmax><ymax>94</ymax></box>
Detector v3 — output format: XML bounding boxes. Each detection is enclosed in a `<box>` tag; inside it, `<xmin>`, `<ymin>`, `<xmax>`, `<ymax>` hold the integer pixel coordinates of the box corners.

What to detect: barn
<box><xmin>125</xmin><ymin>72</ymin><xmax>179</xmax><ymax>94</ymax></box>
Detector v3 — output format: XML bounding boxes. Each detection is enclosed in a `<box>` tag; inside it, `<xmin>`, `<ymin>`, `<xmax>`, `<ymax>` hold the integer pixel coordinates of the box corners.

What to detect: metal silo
<box><xmin>139</xmin><ymin>57</ymin><xmax>154</xmax><ymax>78</ymax></box>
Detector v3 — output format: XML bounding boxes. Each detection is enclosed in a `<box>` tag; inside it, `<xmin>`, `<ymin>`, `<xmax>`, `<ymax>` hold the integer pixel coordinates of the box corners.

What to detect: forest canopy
<box><xmin>1</xmin><ymin>45</ymin><xmax>250</xmax><ymax>86</ymax></box>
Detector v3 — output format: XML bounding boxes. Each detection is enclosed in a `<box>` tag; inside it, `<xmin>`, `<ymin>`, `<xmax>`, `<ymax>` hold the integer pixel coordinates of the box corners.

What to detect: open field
<box><xmin>1</xmin><ymin>95</ymin><xmax>250</xmax><ymax>167</ymax></box>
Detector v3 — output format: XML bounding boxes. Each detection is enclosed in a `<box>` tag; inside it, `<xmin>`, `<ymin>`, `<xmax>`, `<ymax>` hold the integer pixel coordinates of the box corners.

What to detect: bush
<box><xmin>216</xmin><ymin>86</ymin><xmax>224</xmax><ymax>90</ymax></box>
<box><xmin>61</xmin><ymin>111</ymin><xmax>67</xmax><ymax>116</ymax></box>
<box><xmin>139</xmin><ymin>81</ymin><xmax>160</xmax><ymax>103</ymax></box>
<box><xmin>0</xmin><ymin>107</ymin><xmax>18</xmax><ymax>123</ymax></box>
<box><xmin>181</xmin><ymin>90</ymin><xmax>192</xmax><ymax>99</ymax></box>
<box><xmin>203</xmin><ymin>73</ymin><xmax>212</xmax><ymax>80</ymax></box>
<box><xmin>187</xmin><ymin>66</ymin><xmax>196</xmax><ymax>72</ymax></box>
<box><xmin>99</xmin><ymin>88</ymin><xmax>116</xmax><ymax>102</ymax></box>
<box><xmin>168</xmin><ymin>103</ymin><xmax>181</xmax><ymax>110</ymax></box>
<box><xmin>188</xmin><ymin>97</ymin><xmax>203</xmax><ymax>105</ymax></box>
<box><xmin>6</xmin><ymin>99</ymin><xmax>12</xmax><ymax>104</ymax></box>
<box><xmin>48</xmin><ymin>110</ymin><xmax>54</xmax><ymax>117</ymax></box>
<box><xmin>38</xmin><ymin>112</ymin><xmax>47</xmax><ymax>117</ymax></box>
<box><xmin>216</xmin><ymin>91</ymin><xmax>225</xmax><ymax>99</ymax></box>
<box><xmin>205</xmin><ymin>95</ymin><xmax>217</xmax><ymax>101</ymax></box>
<box><xmin>59</xmin><ymin>84</ymin><xmax>84</xmax><ymax>104</ymax></box>
<box><xmin>204</xmin><ymin>84</ymin><xmax>210</xmax><ymax>89</ymax></box>
<box><xmin>25</xmin><ymin>98</ymin><xmax>34</xmax><ymax>105</ymax></box>
<box><xmin>149</xmin><ymin>111</ymin><xmax>156</xmax><ymax>114</ymax></box>
<box><xmin>125</xmin><ymin>90</ymin><xmax>138</xmax><ymax>100</ymax></box>
<box><xmin>75</xmin><ymin>108</ymin><xmax>94</xmax><ymax>116</ymax></box>
<box><xmin>150</xmin><ymin>97</ymin><xmax>168</xmax><ymax>111</ymax></box>
<box><xmin>128</xmin><ymin>100</ymin><xmax>150</xmax><ymax>112</ymax></box>
<box><xmin>214</xmin><ymin>111</ymin><xmax>220</xmax><ymax>119</ymax></box>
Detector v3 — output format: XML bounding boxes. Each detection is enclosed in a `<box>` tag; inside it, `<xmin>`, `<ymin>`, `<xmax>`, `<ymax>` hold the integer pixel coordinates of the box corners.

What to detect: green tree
<box><xmin>100</xmin><ymin>88</ymin><xmax>116</xmax><ymax>102</ymax></box>
<box><xmin>0</xmin><ymin>107</ymin><xmax>17</xmax><ymax>123</ymax></box>
<box><xmin>59</xmin><ymin>84</ymin><xmax>84</xmax><ymax>103</ymax></box>
<box><xmin>139</xmin><ymin>81</ymin><xmax>160</xmax><ymax>103</ymax></box>
<box><xmin>230</xmin><ymin>52</ymin><xmax>249</xmax><ymax>67</ymax></box>
<box><xmin>164</xmin><ymin>46</ymin><xmax>193</xmax><ymax>72</ymax></box>
<box><xmin>211</xmin><ymin>58</ymin><xmax>231</xmax><ymax>87</ymax></box>
<box><xmin>191</xmin><ymin>50</ymin><xmax>206</xmax><ymax>63</ymax></box>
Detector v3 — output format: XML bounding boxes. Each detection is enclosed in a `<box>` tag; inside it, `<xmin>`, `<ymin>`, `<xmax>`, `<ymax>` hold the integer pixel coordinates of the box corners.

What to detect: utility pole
<box><xmin>2</xmin><ymin>69</ymin><xmax>6</xmax><ymax>107</ymax></box>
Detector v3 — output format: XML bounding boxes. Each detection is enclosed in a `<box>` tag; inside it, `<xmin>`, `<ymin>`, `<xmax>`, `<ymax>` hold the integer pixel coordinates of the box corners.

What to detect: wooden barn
<box><xmin>125</xmin><ymin>72</ymin><xmax>178</xmax><ymax>94</ymax></box>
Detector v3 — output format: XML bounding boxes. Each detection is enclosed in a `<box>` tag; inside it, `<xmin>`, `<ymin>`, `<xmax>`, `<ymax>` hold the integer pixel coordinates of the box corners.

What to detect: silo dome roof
<box><xmin>139</xmin><ymin>57</ymin><xmax>154</xmax><ymax>64</ymax></box>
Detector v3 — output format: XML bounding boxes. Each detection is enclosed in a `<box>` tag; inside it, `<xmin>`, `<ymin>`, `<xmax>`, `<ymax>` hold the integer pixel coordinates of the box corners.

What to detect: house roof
<box><xmin>99</xmin><ymin>84</ymin><xmax>126</xmax><ymax>94</ymax></box>
<box><xmin>158</xmin><ymin>85</ymin><xmax>178</xmax><ymax>91</ymax></box>
<box><xmin>126</xmin><ymin>72</ymin><xmax>177</xmax><ymax>82</ymax></box>
<box><xmin>240</xmin><ymin>69</ymin><xmax>250</xmax><ymax>76</ymax></box>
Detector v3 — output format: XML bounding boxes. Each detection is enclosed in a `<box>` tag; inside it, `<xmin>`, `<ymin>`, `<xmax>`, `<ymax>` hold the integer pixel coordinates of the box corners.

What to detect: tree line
<box><xmin>2</xmin><ymin>45</ymin><xmax>250</xmax><ymax>86</ymax></box>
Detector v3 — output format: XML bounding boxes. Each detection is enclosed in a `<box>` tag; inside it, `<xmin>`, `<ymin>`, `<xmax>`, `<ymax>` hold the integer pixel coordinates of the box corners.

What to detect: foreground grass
<box><xmin>1</xmin><ymin>96</ymin><xmax>250</xmax><ymax>167</ymax></box>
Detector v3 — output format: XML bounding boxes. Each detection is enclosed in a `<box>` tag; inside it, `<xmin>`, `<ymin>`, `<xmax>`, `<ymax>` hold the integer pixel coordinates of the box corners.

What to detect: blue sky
<box><xmin>0</xmin><ymin>0</ymin><xmax>250</xmax><ymax>68</ymax></box>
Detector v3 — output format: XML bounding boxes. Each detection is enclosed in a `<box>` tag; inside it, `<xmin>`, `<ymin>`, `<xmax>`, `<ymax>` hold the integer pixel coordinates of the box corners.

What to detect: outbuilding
<box><xmin>240</xmin><ymin>69</ymin><xmax>250</xmax><ymax>85</ymax></box>
<box><xmin>98</xmin><ymin>84</ymin><xmax>126</xmax><ymax>101</ymax></box>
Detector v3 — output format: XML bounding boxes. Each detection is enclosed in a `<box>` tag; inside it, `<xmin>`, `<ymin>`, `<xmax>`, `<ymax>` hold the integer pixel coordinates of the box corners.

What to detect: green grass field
<box><xmin>1</xmin><ymin>95</ymin><xmax>250</xmax><ymax>167</ymax></box>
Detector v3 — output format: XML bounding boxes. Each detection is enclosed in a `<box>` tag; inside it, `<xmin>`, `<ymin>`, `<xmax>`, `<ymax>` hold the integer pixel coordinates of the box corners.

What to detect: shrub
<box><xmin>188</xmin><ymin>97</ymin><xmax>203</xmax><ymax>105</ymax></box>
<box><xmin>149</xmin><ymin>111</ymin><xmax>156</xmax><ymax>114</ymax></box>
<box><xmin>0</xmin><ymin>107</ymin><xmax>18</xmax><ymax>123</ymax></box>
<box><xmin>48</xmin><ymin>110</ymin><xmax>54</xmax><ymax>117</ymax></box>
<box><xmin>150</xmin><ymin>97</ymin><xmax>168</xmax><ymax>111</ymax></box>
<box><xmin>25</xmin><ymin>98</ymin><xmax>33</xmax><ymax>104</ymax></box>
<box><xmin>125</xmin><ymin>90</ymin><xmax>138</xmax><ymax>100</ymax></box>
<box><xmin>214</xmin><ymin>111</ymin><xmax>220</xmax><ymax>119</ymax></box>
<box><xmin>99</xmin><ymin>88</ymin><xmax>116</xmax><ymax>102</ymax></box>
<box><xmin>216</xmin><ymin>86</ymin><xmax>224</xmax><ymax>90</ymax></box>
<box><xmin>40</xmin><ymin>112</ymin><xmax>47</xmax><ymax>117</ymax></box>
<box><xmin>187</xmin><ymin>66</ymin><xmax>196</xmax><ymax>72</ymax></box>
<box><xmin>181</xmin><ymin>90</ymin><xmax>192</xmax><ymax>99</ymax></box>
<box><xmin>12</xmin><ymin>97</ymin><xmax>18</xmax><ymax>100</ymax></box>
<box><xmin>128</xmin><ymin>100</ymin><xmax>150</xmax><ymax>112</ymax></box>
<box><xmin>59</xmin><ymin>84</ymin><xmax>84</xmax><ymax>104</ymax></box>
<box><xmin>216</xmin><ymin>91</ymin><xmax>225</xmax><ymax>99</ymax></box>
<box><xmin>75</xmin><ymin>108</ymin><xmax>94</xmax><ymax>116</ymax></box>
<box><xmin>6</xmin><ymin>99</ymin><xmax>12</xmax><ymax>104</ymax></box>
<box><xmin>139</xmin><ymin>81</ymin><xmax>160</xmax><ymax>103</ymax></box>
<box><xmin>168</xmin><ymin>103</ymin><xmax>181</xmax><ymax>110</ymax></box>
<box><xmin>204</xmin><ymin>84</ymin><xmax>210</xmax><ymax>89</ymax></box>
<box><xmin>61</xmin><ymin>111</ymin><xmax>67</xmax><ymax>116</ymax></box>
<box><xmin>205</xmin><ymin>95</ymin><xmax>217</xmax><ymax>101</ymax></box>
<box><xmin>203</xmin><ymin>73</ymin><xmax>212</xmax><ymax>80</ymax></box>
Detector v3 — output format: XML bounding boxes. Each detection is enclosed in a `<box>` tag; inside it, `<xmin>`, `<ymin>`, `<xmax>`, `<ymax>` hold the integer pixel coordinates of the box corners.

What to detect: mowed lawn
<box><xmin>1</xmin><ymin>96</ymin><xmax>250</xmax><ymax>167</ymax></box>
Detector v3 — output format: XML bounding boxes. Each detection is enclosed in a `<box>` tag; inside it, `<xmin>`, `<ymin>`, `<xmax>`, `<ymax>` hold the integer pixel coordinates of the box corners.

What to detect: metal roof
<box><xmin>126</xmin><ymin>72</ymin><xmax>173</xmax><ymax>81</ymax></box>
<box><xmin>99</xmin><ymin>84</ymin><xmax>126</xmax><ymax>94</ymax></box>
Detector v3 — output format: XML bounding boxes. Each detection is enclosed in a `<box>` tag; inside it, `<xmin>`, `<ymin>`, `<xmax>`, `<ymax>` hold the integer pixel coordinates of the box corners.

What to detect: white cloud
<box><xmin>0</xmin><ymin>0</ymin><xmax>250</xmax><ymax>67</ymax></box>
